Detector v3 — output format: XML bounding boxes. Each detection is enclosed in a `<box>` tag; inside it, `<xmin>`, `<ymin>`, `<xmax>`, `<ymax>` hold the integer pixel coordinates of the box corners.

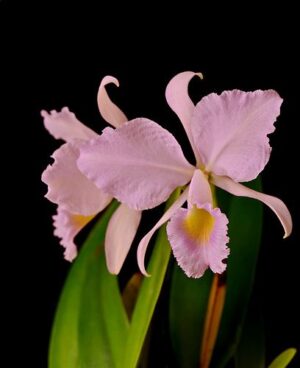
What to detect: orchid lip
<box><xmin>184</xmin><ymin>205</ymin><xmax>216</xmax><ymax>243</ymax></box>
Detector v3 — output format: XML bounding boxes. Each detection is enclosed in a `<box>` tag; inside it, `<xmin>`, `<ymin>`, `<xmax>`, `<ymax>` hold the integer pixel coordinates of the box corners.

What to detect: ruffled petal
<box><xmin>213</xmin><ymin>175</ymin><xmax>292</xmax><ymax>238</ymax></box>
<box><xmin>97</xmin><ymin>76</ymin><xmax>128</xmax><ymax>128</ymax></box>
<box><xmin>78</xmin><ymin>118</ymin><xmax>194</xmax><ymax>210</ymax></box>
<box><xmin>188</xmin><ymin>169</ymin><xmax>212</xmax><ymax>207</ymax></box>
<box><xmin>167</xmin><ymin>203</ymin><xmax>229</xmax><ymax>278</ymax></box>
<box><xmin>137</xmin><ymin>187</ymin><xmax>189</xmax><ymax>275</ymax></box>
<box><xmin>165</xmin><ymin>71</ymin><xmax>203</xmax><ymax>161</ymax></box>
<box><xmin>42</xmin><ymin>142</ymin><xmax>112</xmax><ymax>215</ymax></box>
<box><xmin>41</xmin><ymin>107</ymin><xmax>97</xmax><ymax>142</ymax></box>
<box><xmin>53</xmin><ymin>206</ymin><xmax>95</xmax><ymax>261</ymax></box>
<box><xmin>191</xmin><ymin>90</ymin><xmax>283</xmax><ymax>182</ymax></box>
<box><xmin>105</xmin><ymin>204</ymin><xmax>142</xmax><ymax>274</ymax></box>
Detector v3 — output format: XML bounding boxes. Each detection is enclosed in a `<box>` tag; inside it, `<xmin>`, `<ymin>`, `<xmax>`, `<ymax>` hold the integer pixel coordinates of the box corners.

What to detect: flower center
<box><xmin>184</xmin><ymin>206</ymin><xmax>215</xmax><ymax>244</ymax></box>
<box><xmin>199</xmin><ymin>164</ymin><xmax>211</xmax><ymax>180</ymax></box>
<box><xmin>71</xmin><ymin>214</ymin><xmax>94</xmax><ymax>227</ymax></box>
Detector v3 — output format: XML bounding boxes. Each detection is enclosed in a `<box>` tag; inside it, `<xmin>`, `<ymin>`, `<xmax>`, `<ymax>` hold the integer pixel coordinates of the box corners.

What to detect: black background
<box><xmin>2</xmin><ymin>2</ymin><xmax>299</xmax><ymax>367</ymax></box>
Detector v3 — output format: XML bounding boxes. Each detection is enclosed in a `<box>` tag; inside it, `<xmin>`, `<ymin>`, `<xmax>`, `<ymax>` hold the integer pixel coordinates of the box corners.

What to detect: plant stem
<box><xmin>200</xmin><ymin>273</ymin><xmax>226</xmax><ymax>368</ymax></box>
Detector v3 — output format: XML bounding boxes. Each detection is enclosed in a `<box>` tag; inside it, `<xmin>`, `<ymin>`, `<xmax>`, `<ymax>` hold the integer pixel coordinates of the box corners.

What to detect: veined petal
<box><xmin>78</xmin><ymin>118</ymin><xmax>194</xmax><ymax>210</ymax></box>
<box><xmin>188</xmin><ymin>169</ymin><xmax>212</xmax><ymax>207</ymax></box>
<box><xmin>42</xmin><ymin>142</ymin><xmax>112</xmax><ymax>215</ymax></box>
<box><xmin>167</xmin><ymin>203</ymin><xmax>229</xmax><ymax>278</ymax></box>
<box><xmin>97</xmin><ymin>76</ymin><xmax>128</xmax><ymax>128</ymax></box>
<box><xmin>165</xmin><ymin>71</ymin><xmax>203</xmax><ymax>161</ymax></box>
<box><xmin>105</xmin><ymin>204</ymin><xmax>142</xmax><ymax>274</ymax></box>
<box><xmin>41</xmin><ymin>107</ymin><xmax>97</xmax><ymax>142</ymax></box>
<box><xmin>137</xmin><ymin>187</ymin><xmax>189</xmax><ymax>276</ymax></box>
<box><xmin>213</xmin><ymin>175</ymin><xmax>292</xmax><ymax>238</ymax></box>
<box><xmin>53</xmin><ymin>207</ymin><xmax>95</xmax><ymax>261</ymax></box>
<box><xmin>191</xmin><ymin>90</ymin><xmax>283</xmax><ymax>182</ymax></box>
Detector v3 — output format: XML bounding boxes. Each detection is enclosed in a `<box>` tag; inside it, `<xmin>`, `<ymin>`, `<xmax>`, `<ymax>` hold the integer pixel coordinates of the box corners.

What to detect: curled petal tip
<box><xmin>284</xmin><ymin>220</ymin><xmax>293</xmax><ymax>238</ymax></box>
<box><xmin>137</xmin><ymin>243</ymin><xmax>152</xmax><ymax>277</ymax></box>
<box><xmin>138</xmin><ymin>254</ymin><xmax>151</xmax><ymax>277</ymax></box>
<box><xmin>213</xmin><ymin>176</ymin><xmax>293</xmax><ymax>240</ymax></box>
<box><xmin>103</xmin><ymin>75</ymin><xmax>120</xmax><ymax>87</ymax></box>
<box><xmin>196</xmin><ymin>72</ymin><xmax>204</xmax><ymax>79</ymax></box>
<box><xmin>113</xmin><ymin>77</ymin><xmax>120</xmax><ymax>87</ymax></box>
<box><xmin>97</xmin><ymin>75</ymin><xmax>127</xmax><ymax>127</ymax></box>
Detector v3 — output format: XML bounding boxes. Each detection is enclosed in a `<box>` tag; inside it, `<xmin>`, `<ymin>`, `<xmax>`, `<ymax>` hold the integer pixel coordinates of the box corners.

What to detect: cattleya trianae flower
<box><xmin>42</xmin><ymin>76</ymin><xmax>142</xmax><ymax>273</ymax></box>
<box><xmin>77</xmin><ymin>71</ymin><xmax>292</xmax><ymax>278</ymax></box>
<box><xmin>42</xmin><ymin>71</ymin><xmax>292</xmax><ymax>279</ymax></box>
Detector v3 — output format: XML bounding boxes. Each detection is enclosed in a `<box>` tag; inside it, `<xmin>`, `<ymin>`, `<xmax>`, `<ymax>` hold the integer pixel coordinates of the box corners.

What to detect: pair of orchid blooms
<box><xmin>42</xmin><ymin>71</ymin><xmax>292</xmax><ymax>279</ymax></box>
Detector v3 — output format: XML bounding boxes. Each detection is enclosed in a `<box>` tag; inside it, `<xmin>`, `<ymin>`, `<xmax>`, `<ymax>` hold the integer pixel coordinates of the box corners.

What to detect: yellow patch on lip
<box><xmin>184</xmin><ymin>206</ymin><xmax>215</xmax><ymax>243</ymax></box>
<box><xmin>71</xmin><ymin>214</ymin><xmax>95</xmax><ymax>227</ymax></box>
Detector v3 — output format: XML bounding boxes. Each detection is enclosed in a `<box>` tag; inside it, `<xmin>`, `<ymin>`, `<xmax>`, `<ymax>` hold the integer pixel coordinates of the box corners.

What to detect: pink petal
<box><xmin>213</xmin><ymin>175</ymin><xmax>292</xmax><ymax>238</ymax></box>
<box><xmin>97</xmin><ymin>76</ymin><xmax>128</xmax><ymax>128</ymax></box>
<box><xmin>188</xmin><ymin>169</ymin><xmax>212</xmax><ymax>207</ymax></box>
<box><xmin>165</xmin><ymin>71</ymin><xmax>203</xmax><ymax>161</ymax></box>
<box><xmin>41</xmin><ymin>107</ymin><xmax>97</xmax><ymax>142</ymax></box>
<box><xmin>42</xmin><ymin>142</ymin><xmax>112</xmax><ymax>215</ymax></box>
<box><xmin>137</xmin><ymin>187</ymin><xmax>189</xmax><ymax>276</ymax></box>
<box><xmin>105</xmin><ymin>204</ymin><xmax>142</xmax><ymax>274</ymax></box>
<box><xmin>191</xmin><ymin>90</ymin><xmax>283</xmax><ymax>182</ymax></box>
<box><xmin>78</xmin><ymin>118</ymin><xmax>194</xmax><ymax>210</ymax></box>
<box><xmin>167</xmin><ymin>203</ymin><xmax>229</xmax><ymax>278</ymax></box>
<box><xmin>53</xmin><ymin>206</ymin><xmax>95</xmax><ymax>261</ymax></box>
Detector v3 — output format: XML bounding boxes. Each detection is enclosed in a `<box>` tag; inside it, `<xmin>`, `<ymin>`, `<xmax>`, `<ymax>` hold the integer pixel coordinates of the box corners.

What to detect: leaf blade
<box><xmin>49</xmin><ymin>201</ymin><xmax>129</xmax><ymax>368</ymax></box>
<box><xmin>212</xmin><ymin>177</ymin><xmax>263</xmax><ymax>367</ymax></box>
<box><xmin>268</xmin><ymin>348</ymin><xmax>297</xmax><ymax>368</ymax></box>
<box><xmin>169</xmin><ymin>266</ymin><xmax>213</xmax><ymax>368</ymax></box>
<box><xmin>235</xmin><ymin>302</ymin><xmax>265</xmax><ymax>368</ymax></box>
<box><xmin>123</xmin><ymin>189</ymin><xmax>181</xmax><ymax>368</ymax></box>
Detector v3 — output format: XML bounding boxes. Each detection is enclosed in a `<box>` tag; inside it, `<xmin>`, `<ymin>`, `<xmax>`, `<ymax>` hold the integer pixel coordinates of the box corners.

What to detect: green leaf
<box><xmin>211</xmin><ymin>177</ymin><xmax>263</xmax><ymax>367</ymax></box>
<box><xmin>49</xmin><ymin>201</ymin><xmax>129</xmax><ymax>368</ymax></box>
<box><xmin>169</xmin><ymin>266</ymin><xmax>213</xmax><ymax>368</ymax></box>
<box><xmin>235</xmin><ymin>302</ymin><xmax>265</xmax><ymax>368</ymax></box>
<box><xmin>268</xmin><ymin>348</ymin><xmax>297</xmax><ymax>368</ymax></box>
<box><xmin>123</xmin><ymin>189</ymin><xmax>181</xmax><ymax>368</ymax></box>
<box><xmin>78</xmin><ymin>238</ymin><xmax>129</xmax><ymax>367</ymax></box>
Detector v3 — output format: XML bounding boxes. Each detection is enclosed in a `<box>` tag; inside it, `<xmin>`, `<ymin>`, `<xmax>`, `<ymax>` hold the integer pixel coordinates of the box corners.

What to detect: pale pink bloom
<box><xmin>42</xmin><ymin>77</ymin><xmax>141</xmax><ymax>273</ymax></box>
<box><xmin>78</xmin><ymin>71</ymin><xmax>292</xmax><ymax>278</ymax></box>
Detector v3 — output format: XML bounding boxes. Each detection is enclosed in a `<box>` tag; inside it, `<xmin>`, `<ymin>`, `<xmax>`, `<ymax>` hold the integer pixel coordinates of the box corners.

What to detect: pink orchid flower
<box><xmin>41</xmin><ymin>76</ymin><xmax>141</xmax><ymax>273</ymax></box>
<box><xmin>77</xmin><ymin>71</ymin><xmax>292</xmax><ymax>278</ymax></box>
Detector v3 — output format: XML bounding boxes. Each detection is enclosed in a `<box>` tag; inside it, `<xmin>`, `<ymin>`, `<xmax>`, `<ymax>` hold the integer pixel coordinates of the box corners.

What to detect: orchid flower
<box><xmin>77</xmin><ymin>71</ymin><xmax>292</xmax><ymax>278</ymax></box>
<box><xmin>41</xmin><ymin>76</ymin><xmax>141</xmax><ymax>273</ymax></box>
